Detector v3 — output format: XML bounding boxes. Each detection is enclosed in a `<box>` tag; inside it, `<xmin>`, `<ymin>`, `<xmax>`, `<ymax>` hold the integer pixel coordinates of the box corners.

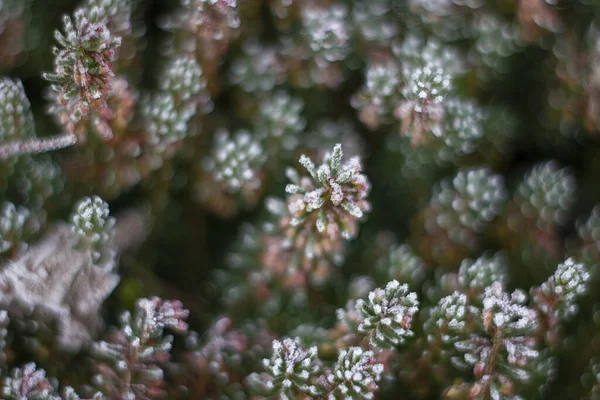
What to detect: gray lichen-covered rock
<box><xmin>0</xmin><ymin>224</ymin><xmax>119</xmax><ymax>350</ymax></box>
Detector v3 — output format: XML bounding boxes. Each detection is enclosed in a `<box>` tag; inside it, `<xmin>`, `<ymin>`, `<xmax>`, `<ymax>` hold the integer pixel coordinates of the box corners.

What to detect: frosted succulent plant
<box><xmin>91</xmin><ymin>297</ymin><xmax>189</xmax><ymax>398</ymax></box>
<box><xmin>284</xmin><ymin>143</ymin><xmax>370</xmax><ymax>242</ymax></box>
<box><xmin>322</xmin><ymin>347</ymin><xmax>384</xmax><ymax>399</ymax></box>
<box><xmin>160</xmin><ymin>56</ymin><xmax>208</xmax><ymax>106</ymax></box>
<box><xmin>0</xmin><ymin>78</ymin><xmax>35</xmax><ymax>143</ymax></box>
<box><xmin>250</xmin><ymin>337</ymin><xmax>322</xmax><ymax>398</ymax></box>
<box><xmin>532</xmin><ymin>258</ymin><xmax>591</xmax><ymax>324</ymax></box>
<box><xmin>0</xmin><ymin>78</ymin><xmax>76</xmax><ymax>158</ymax></box>
<box><xmin>424</xmin><ymin>291</ymin><xmax>472</xmax><ymax>356</ymax></box>
<box><xmin>377</xmin><ymin>244</ymin><xmax>427</xmax><ymax>291</ymax></box>
<box><xmin>70</xmin><ymin>195</ymin><xmax>115</xmax><ymax>264</ymax></box>
<box><xmin>164</xmin><ymin>0</ymin><xmax>240</xmax><ymax>62</ymax></box>
<box><xmin>44</xmin><ymin>6</ymin><xmax>121</xmax><ymax>127</ymax></box>
<box><xmin>301</xmin><ymin>4</ymin><xmax>351</xmax><ymax>63</ymax></box>
<box><xmin>396</xmin><ymin>62</ymin><xmax>451</xmax><ymax>142</ymax></box>
<box><xmin>82</xmin><ymin>0</ymin><xmax>132</xmax><ymax>33</ymax></box>
<box><xmin>515</xmin><ymin>161</ymin><xmax>576</xmax><ymax>227</ymax></box>
<box><xmin>255</xmin><ymin>91</ymin><xmax>305</xmax><ymax>158</ymax></box>
<box><xmin>472</xmin><ymin>13</ymin><xmax>522</xmax><ymax>72</ymax></box>
<box><xmin>203</xmin><ymin>129</ymin><xmax>266</xmax><ymax>194</ymax></box>
<box><xmin>457</xmin><ymin>252</ymin><xmax>510</xmax><ymax>298</ymax></box>
<box><xmin>356</xmin><ymin>280</ymin><xmax>419</xmax><ymax>349</ymax></box>
<box><xmin>141</xmin><ymin>93</ymin><xmax>194</xmax><ymax>147</ymax></box>
<box><xmin>352</xmin><ymin>0</ymin><xmax>398</xmax><ymax>45</ymax></box>
<box><xmin>393</xmin><ymin>35</ymin><xmax>465</xmax><ymax>77</ymax></box>
<box><xmin>229</xmin><ymin>39</ymin><xmax>286</xmax><ymax>93</ymax></box>
<box><xmin>142</xmin><ymin>56</ymin><xmax>209</xmax><ymax>150</ymax></box>
<box><xmin>439</xmin><ymin>98</ymin><xmax>486</xmax><ymax>158</ymax></box>
<box><xmin>0</xmin><ymin>202</ymin><xmax>40</xmax><ymax>257</ymax></box>
<box><xmin>427</xmin><ymin>252</ymin><xmax>510</xmax><ymax>306</ymax></box>
<box><xmin>261</xmin><ymin>143</ymin><xmax>370</xmax><ymax>281</ymax></box>
<box><xmin>351</xmin><ymin>62</ymin><xmax>401</xmax><ymax>129</ymax></box>
<box><xmin>436</xmin><ymin>283</ymin><xmax>544</xmax><ymax>398</ymax></box>
<box><xmin>426</xmin><ymin>167</ymin><xmax>507</xmax><ymax>245</ymax></box>
<box><xmin>184</xmin><ymin>0</ymin><xmax>240</xmax><ymax>39</ymax></box>
<box><xmin>481</xmin><ymin>283</ymin><xmax>538</xmax><ymax>339</ymax></box>
<box><xmin>1</xmin><ymin>363</ymin><xmax>60</xmax><ymax>400</ymax></box>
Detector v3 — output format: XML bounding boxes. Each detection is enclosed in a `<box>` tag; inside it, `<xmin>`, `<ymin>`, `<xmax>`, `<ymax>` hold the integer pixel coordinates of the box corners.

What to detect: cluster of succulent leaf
<box><xmin>247</xmin><ymin>280</ymin><xmax>414</xmax><ymax>399</ymax></box>
<box><xmin>1</xmin><ymin>0</ymin><xmax>600</xmax><ymax>399</ymax></box>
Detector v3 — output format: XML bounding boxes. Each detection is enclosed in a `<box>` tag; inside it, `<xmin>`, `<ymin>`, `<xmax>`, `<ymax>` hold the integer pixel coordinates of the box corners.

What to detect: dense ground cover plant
<box><xmin>0</xmin><ymin>0</ymin><xmax>600</xmax><ymax>398</ymax></box>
